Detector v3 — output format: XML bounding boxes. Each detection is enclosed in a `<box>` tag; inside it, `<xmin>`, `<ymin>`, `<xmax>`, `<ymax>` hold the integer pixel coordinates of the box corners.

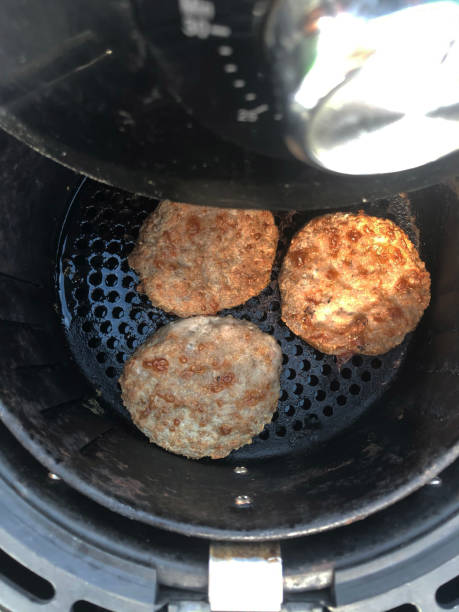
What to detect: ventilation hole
<box><xmin>292</xmin><ymin>420</ymin><xmax>302</xmax><ymax>431</ymax></box>
<box><xmin>126</xmin><ymin>337</ymin><xmax>136</xmax><ymax>349</ymax></box>
<box><xmin>112</xmin><ymin>226</ymin><xmax>125</xmax><ymax>239</ymax></box>
<box><xmin>118</xmin><ymin>321</ymin><xmax>129</xmax><ymax>334</ymax></box>
<box><xmin>122</xmin><ymin>275</ymin><xmax>134</xmax><ymax>288</ymax></box>
<box><xmin>96</xmin><ymin>352</ymin><xmax>107</xmax><ymax>364</ymax></box>
<box><xmin>265</xmin><ymin>285</ymin><xmax>274</xmax><ymax>296</ymax></box>
<box><xmin>137</xmin><ymin>322</ymin><xmax>148</xmax><ymax>334</ymax></box>
<box><xmin>94</xmin><ymin>305</ymin><xmax>107</xmax><ymax>318</ymax></box>
<box><xmin>330</xmin><ymin>380</ymin><xmax>340</xmax><ymax>391</ymax></box>
<box><xmin>323</xmin><ymin>405</ymin><xmax>333</xmax><ymax>417</ymax></box>
<box><xmin>98</xmin><ymin>224</ymin><xmax>109</xmax><ymax>237</ymax></box>
<box><xmin>105</xmin><ymin>274</ymin><xmax>117</xmax><ymax>287</ymax></box>
<box><xmin>385</xmin><ymin>606</ymin><xmax>418</xmax><ymax>612</ymax></box>
<box><xmin>315</xmin><ymin>390</ymin><xmax>326</xmax><ymax>401</ymax></box>
<box><xmin>270</xmin><ymin>301</ymin><xmax>280</xmax><ymax>311</ymax></box>
<box><xmin>73</xmin><ymin>601</ymin><xmax>115</xmax><ymax>612</ymax></box>
<box><xmin>361</xmin><ymin>370</ymin><xmax>371</xmax><ymax>382</ymax></box>
<box><xmin>100</xmin><ymin>321</ymin><xmax>112</xmax><ymax>334</ymax></box>
<box><xmin>107</xmin><ymin>241</ymin><xmax>121</xmax><ymax>255</ymax></box>
<box><xmin>105</xmin><ymin>257</ymin><xmax>119</xmax><ymax>270</ymax></box>
<box><xmin>286</xmin><ymin>368</ymin><xmax>296</xmax><ymax>380</ymax></box>
<box><xmin>295</xmin><ymin>345</ymin><xmax>303</xmax><ymax>356</ymax></box>
<box><xmin>82</xmin><ymin>321</ymin><xmax>92</xmax><ymax>333</ymax></box>
<box><xmin>77</xmin><ymin>305</ymin><xmax>89</xmax><ymax>317</ymax></box>
<box><xmin>107</xmin><ymin>290</ymin><xmax>119</xmax><ymax>303</ymax></box>
<box><xmin>352</xmin><ymin>355</ymin><xmax>363</xmax><ymax>366</ymax></box>
<box><xmin>107</xmin><ymin>336</ymin><xmax>118</xmax><ymax>349</ymax></box>
<box><xmin>371</xmin><ymin>358</ymin><xmax>382</xmax><ymax>369</ymax></box>
<box><xmin>321</xmin><ymin>364</ymin><xmax>331</xmax><ymax>375</ymax></box>
<box><xmin>302</xmin><ymin>359</ymin><xmax>311</xmax><ymax>371</ymax></box>
<box><xmin>74</xmin><ymin>254</ymin><xmax>86</xmax><ymax>267</ymax></box>
<box><xmin>88</xmin><ymin>337</ymin><xmax>101</xmax><ymax>348</ymax></box>
<box><xmin>285</xmin><ymin>406</ymin><xmax>295</xmax><ymax>417</ymax></box>
<box><xmin>284</xmin><ymin>329</ymin><xmax>295</xmax><ymax>341</ymax></box>
<box><xmin>314</xmin><ymin>350</ymin><xmax>324</xmax><ymax>361</ymax></box>
<box><xmin>105</xmin><ymin>367</ymin><xmax>116</xmax><ymax>378</ymax></box>
<box><xmin>92</xmin><ymin>239</ymin><xmax>104</xmax><ymax>252</ymax></box>
<box><xmin>294</xmin><ymin>383</ymin><xmax>303</xmax><ymax>395</ymax></box>
<box><xmin>299</xmin><ymin>398</ymin><xmax>311</xmax><ymax>410</ymax></box>
<box><xmin>121</xmin><ymin>260</ymin><xmax>131</xmax><ymax>272</ymax></box>
<box><xmin>272</xmin><ymin>411</ymin><xmax>279</xmax><ymax>422</ymax></box>
<box><xmin>130</xmin><ymin>308</ymin><xmax>143</xmax><ymax>321</ymax></box>
<box><xmin>341</xmin><ymin>368</ymin><xmax>352</xmax><ymax>379</ymax></box>
<box><xmin>259</xmin><ymin>430</ymin><xmax>269</xmax><ymax>440</ymax></box>
<box><xmin>349</xmin><ymin>384</ymin><xmax>360</xmax><ymax>395</ymax></box>
<box><xmin>280</xmin><ymin>390</ymin><xmax>288</xmax><ymax>402</ymax></box>
<box><xmin>126</xmin><ymin>291</ymin><xmax>137</xmax><ymax>303</ymax></box>
<box><xmin>436</xmin><ymin>574</ymin><xmax>459</xmax><ymax>608</ymax></box>
<box><xmin>89</xmin><ymin>272</ymin><xmax>102</xmax><ymax>287</ymax></box>
<box><xmin>112</xmin><ymin>307</ymin><xmax>124</xmax><ymax>319</ymax></box>
<box><xmin>0</xmin><ymin>547</ymin><xmax>55</xmax><ymax>601</ymax></box>
<box><xmin>80</xmin><ymin>219</ymin><xmax>94</xmax><ymax>232</ymax></box>
<box><xmin>275</xmin><ymin>425</ymin><xmax>286</xmax><ymax>437</ymax></box>
<box><xmin>308</xmin><ymin>375</ymin><xmax>318</xmax><ymax>386</ymax></box>
<box><xmin>91</xmin><ymin>288</ymin><xmax>104</xmax><ymax>301</ymax></box>
<box><xmin>116</xmin><ymin>352</ymin><xmax>126</xmax><ymax>364</ymax></box>
<box><xmin>304</xmin><ymin>414</ymin><xmax>321</xmax><ymax>429</ymax></box>
<box><xmin>337</xmin><ymin>395</ymin><xmax>347</xmax><ymax>406</ymax></box>
<box><xmin>102</xmin><ymin>207</ymin><xmax>115</xmax><ymax>220</ymax></box>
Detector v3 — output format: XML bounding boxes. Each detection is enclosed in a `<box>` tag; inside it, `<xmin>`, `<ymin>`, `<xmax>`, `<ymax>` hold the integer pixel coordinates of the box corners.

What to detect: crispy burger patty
<box><xmin>120</xmin><ymin>316</ymin><xmax>282</xmax><ymax>459</ymax></box>
<box><xmin>280</xmin><ymin>211</ymin><xmax>431</xmax><ymax>356</ymax></box>
<box><xmin>128</xmin><ymin>200</ymin><xmax>278</xmax><ymax>317</ymax></box>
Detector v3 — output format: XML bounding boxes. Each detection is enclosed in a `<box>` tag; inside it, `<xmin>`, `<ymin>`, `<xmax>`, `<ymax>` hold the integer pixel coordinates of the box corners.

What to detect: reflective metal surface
<box><xmin>209</xmin><ymin>543</ymin><xmax>283</xmax><ymax>611</ymax></box>
<box><xmin>268</xmin><ymin>0</ymin><xmax>459</xmax><ymax>173</ymax></box>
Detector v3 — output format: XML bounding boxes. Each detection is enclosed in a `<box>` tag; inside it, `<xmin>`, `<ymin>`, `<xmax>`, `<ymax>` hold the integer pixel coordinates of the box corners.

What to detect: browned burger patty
<box><xmin>128</xmin><ymin>200</ymin><xmax>278</xmax><ymax>317</ymax></box>
<box><xmin>279</xmin><ymin>211</ymin><xmax>431</xmax><ymax>356</ymax></box>
<box><xmin>119</xmin><ymin>316</ymin><xmax>282</xmax><ymax>459</ymax></box>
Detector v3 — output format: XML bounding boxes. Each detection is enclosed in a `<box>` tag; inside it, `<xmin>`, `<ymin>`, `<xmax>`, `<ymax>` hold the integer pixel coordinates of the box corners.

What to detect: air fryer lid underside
<box><xmin>0</xmin><ymin>171</ymin><xmax>458</xmax><ymax>539</ymax></box>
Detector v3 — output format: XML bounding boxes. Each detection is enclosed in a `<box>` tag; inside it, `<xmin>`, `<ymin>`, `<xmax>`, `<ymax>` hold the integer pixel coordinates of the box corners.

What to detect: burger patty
<box><xmin>119</xmin><ymin>316</ymin><xmax>282</xmax><ymax>459</ymax></box>
<box><xmin>128</xmin><ymin>200</ymin><xmax>278</xmax><ymax>317</ymax></box>
<box><xmin>279</xmin><ymin>211</ymin><xmax>431</xmax><ymax>356</ymax></box>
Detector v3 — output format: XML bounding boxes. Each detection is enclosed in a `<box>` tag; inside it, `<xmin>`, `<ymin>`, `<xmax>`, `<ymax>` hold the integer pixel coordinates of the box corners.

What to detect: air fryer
<box><xmin>0</xmin><ymin>0</ymin><xmax>458</xmax><ymax>609</ymax></box>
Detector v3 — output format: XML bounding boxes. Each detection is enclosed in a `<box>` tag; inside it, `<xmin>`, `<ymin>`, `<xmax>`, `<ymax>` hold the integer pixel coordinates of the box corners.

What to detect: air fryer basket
<box><xmin>0</xmin><ymin>131</ymin><xmax>458</xmax><ymax>540</ymax></box>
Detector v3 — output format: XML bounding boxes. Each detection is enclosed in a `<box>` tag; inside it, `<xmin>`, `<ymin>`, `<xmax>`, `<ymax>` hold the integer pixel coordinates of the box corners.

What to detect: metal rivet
<box><xmin>224</xmin><ymin>64</ymin><xmax>237</xmax><ymax>73</ymax></box>
<box><xmin>429</xmin><ymin>476</ymin><xmax>442</xmax><ymax>486</ymax></box>
<box><xmin>234</xmin><ymin>466</ymin><xmax>248</xmax><ymax>475</ymax></box>
<box><xmin>233</xmin><ymin>79</ymin><xmax>246</xmax><ymax>88</ymax></box>
<box><xmin>48</xmin><ymin>472</ymin><xmax>61</xmax><ymax>481</ymax></box>
<box><xmin>218</xmin><ymin>45</ymin><xmax>233</xmax><ymax>56</ymax></box>
<box><xmin>234</xmin><ymin>495</ymin><xmax>252</xmax><ymax>507</ymax></box>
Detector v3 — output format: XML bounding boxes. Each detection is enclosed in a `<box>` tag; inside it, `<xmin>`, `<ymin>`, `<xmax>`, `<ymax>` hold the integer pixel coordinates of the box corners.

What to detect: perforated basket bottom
<box><xmin>57</xmin><ymin>180</ymin><xmax>413</xmax><ymax>460</ymax></box>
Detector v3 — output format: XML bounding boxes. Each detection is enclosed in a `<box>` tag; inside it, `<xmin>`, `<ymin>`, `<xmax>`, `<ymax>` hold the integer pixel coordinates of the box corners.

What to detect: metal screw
<box><xmin>48</xmin><ymin>472</ymin><xmax>61</xmax><ymax>481</ymax></box>
<box><xmin>429</xmin><ymin>476</ymin><xmax>442</xmax><ymax>486</ymax></box>
<box><xmin>233</xmin><ymin>466</ymin><xmax>248</xmax><ymax>475</ymax></box>
<box><xmin>218</xmin><ymin>45</ymin><xmax>233</xmax><ymax>56</ymax></box>
<box><xmin>234</xmin><ymin>495</ymin><xmax>252</xmax><ymax>507</ymax></box>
